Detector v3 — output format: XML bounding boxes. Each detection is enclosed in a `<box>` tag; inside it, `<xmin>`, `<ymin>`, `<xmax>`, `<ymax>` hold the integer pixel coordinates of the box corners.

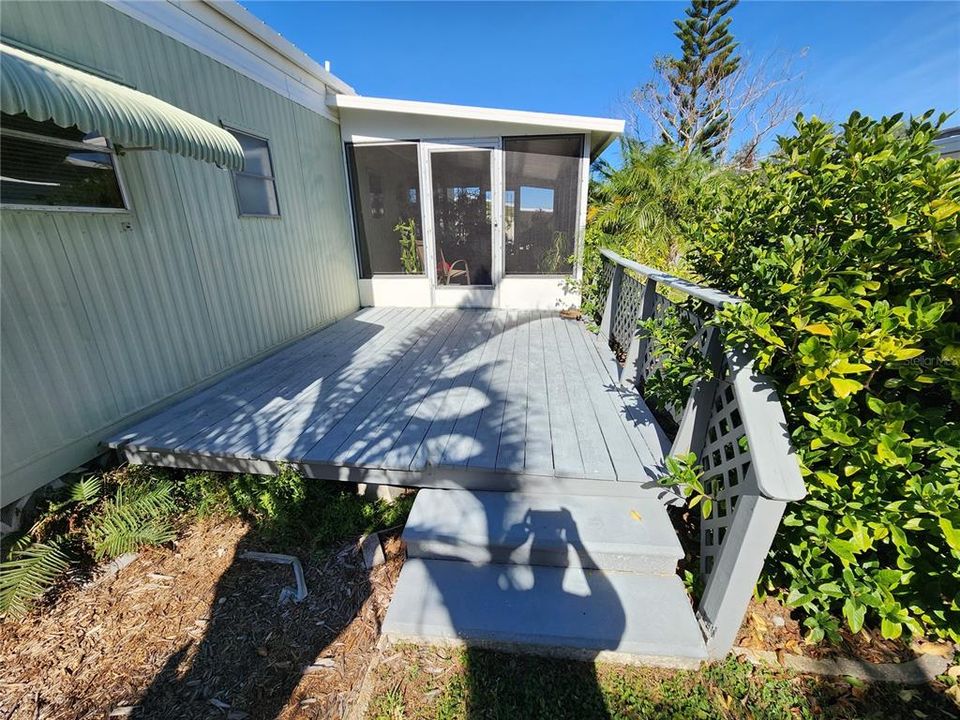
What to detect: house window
<box><xmin>0</xmin><ymin>112</ymin><xmax>127</xmax><ymax>211</ymax></box>
<box><xmin>345</xmin><ymin>142</ymin><xmax>424</xmax><ymax>277</ymax></box>
<box><xmin>503</xmin><ymin>134</ymin><xmax>583</xmax><ymax>275</ymax></box>
<box><xmin>226</xmin><ymin>127</ymin><xmax>279</xmax><ymax>217</ymax></box>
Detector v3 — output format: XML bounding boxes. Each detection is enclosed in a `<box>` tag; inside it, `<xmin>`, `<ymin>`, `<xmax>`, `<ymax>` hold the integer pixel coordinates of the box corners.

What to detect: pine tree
<box><xmin>659</xmin><ymin>0</ymin><xmax>741</xmax><ymax>155</ymax></box>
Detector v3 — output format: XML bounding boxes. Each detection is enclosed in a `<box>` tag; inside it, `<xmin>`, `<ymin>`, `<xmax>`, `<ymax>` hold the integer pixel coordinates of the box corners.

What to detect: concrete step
<box><xmin>403</xmin><ymin>489</ymin><xmax>683</xmax><ymax>574</ymax></box>
<box><xmin>382</xmin><ymin>558</ymin><xmax>707</xmax><ymax>666</ymax></box>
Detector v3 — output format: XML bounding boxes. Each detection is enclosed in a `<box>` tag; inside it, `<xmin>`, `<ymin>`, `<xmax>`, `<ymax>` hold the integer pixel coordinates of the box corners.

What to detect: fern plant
<box><xmin>86</xmin><ymin>480</ymin><xmax>177</xmax><ymax>560</ymax></box>
<box><xmin>1</xmin><ymin>470</ymin><xmax>178</xmax><ymax>617</ymax></box>
<box><xmin>69</xmin><ymin>475</ymin><xmax>102</xmax><ymax>506</ymax></box>
<box><xmin>0</xmin><ymin>539</ymin><xmax>70</xmax><ymax>617</ymax></box>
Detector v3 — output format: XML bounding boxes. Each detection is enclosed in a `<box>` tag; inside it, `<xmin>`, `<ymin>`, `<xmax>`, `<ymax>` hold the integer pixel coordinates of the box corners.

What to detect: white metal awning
<box><xmin>0</xmin><ymin>42</ymin><xmax>244</xmax><ymax>170</ymax></box>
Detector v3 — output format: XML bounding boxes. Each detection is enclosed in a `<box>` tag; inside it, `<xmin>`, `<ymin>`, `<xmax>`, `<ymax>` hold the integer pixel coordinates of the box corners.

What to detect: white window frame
<box><xmin>223</xmin><ymin>124</ymin><xmax>281</xmax><ymax>219</ymax></box>
<box><xmin>0</xmin><ymin>125</ymin><xmax>131</xmax><ymax>214</ymax></box>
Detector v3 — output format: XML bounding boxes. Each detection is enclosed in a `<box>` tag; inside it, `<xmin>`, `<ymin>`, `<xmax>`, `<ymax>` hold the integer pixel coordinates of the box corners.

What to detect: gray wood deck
<box><xmin>107</xmin><ymin>308</ymin><xmax>671</xmax><ymax>496</ymax></box>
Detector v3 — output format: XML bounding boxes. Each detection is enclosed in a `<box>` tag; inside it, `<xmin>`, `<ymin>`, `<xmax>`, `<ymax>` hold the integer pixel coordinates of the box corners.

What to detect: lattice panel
<box><xmin>632</xmin><ymin>296</ymin><xmax>711</xmax><ymax>422</ymax></box>
<box><xmin>596</xmin><ymin>260</ymin><xmax>614</xmax><ymax>318</ymax></box>
<box><xmin>638</xmin><ymin>293</ymin><xmax>675</xmax><ymax>384</ymax></box>
<box><xmin>610</xmin><ymin>272</ymin><xmax>645</xmax><ymax>355</ymax></box>
<box><xmin>699</xmin><ymin>360</ymin><xmax>752</xmax><ymax>577</ymax></box>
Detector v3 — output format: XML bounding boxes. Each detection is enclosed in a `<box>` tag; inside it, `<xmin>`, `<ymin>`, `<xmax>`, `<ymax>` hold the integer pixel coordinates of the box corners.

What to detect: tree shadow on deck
<box><xmin>126</xmin><ymin>308</ymin><xmax>628</xmax><ymax>718</ymax></box>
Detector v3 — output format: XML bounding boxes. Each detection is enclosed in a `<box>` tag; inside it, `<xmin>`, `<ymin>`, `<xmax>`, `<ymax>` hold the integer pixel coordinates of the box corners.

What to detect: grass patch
<box><xmin>368</xmin><ymin>645</ymin><xmax>958</xmax><ymax>720</ymax></box>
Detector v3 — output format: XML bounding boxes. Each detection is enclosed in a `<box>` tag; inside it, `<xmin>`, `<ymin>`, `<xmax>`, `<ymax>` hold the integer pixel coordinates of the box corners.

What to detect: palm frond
<box><xmin>69</xmin><ymin>475</ymin><xmax>102</xmax><ymax>506</ymax></box>
<box><xmin>86</xmin><ymin>480</ymin><xmax>177</xmax><ymax>560</ymax></box>
<box><xmin>0</xmin><ymin>539</ymin><xmax>70</xmax><ymax>617</ymax></box>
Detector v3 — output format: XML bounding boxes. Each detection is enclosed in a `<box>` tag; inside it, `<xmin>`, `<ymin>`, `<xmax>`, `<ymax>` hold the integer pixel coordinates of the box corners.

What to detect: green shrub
<box><xmin>637</xmin><ymin>303</ymin><xmax>713</xmax><ymax>423</ymax></box>
<box><xmin>183</xmin><ymin>467</ymin><xmax>414</xmax><ymax>552</ymax></box>
<box><xmin>686</xmin><ymin>111</ymin><xmax>960</xmax><ymax>642</ymax></box>
<box><xmin>183</xmin><ymin>465</ymin><xmax>306</xmax><ymax>522</ymax></box>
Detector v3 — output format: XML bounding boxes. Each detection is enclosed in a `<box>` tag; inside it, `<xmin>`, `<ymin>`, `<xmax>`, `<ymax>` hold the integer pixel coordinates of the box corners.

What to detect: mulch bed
<box><xmin>735</xmin><ymin>596</ymin><xmax>955</xmax><ymax>666</ymax></box>
<box><xmin>0</xmin><ymin>517</ymin><xmax>405</xmax><ymax>719</ymax></box>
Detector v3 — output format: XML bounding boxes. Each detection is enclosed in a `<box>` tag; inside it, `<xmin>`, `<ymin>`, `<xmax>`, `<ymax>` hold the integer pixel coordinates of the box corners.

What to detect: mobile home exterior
<box><xmin>0</xmin><ymin>0</ymin><xmax>622</xmax><ymax>509</ymax></box>
<box><xmin>1</xmin><ymin>1</ymin><xmax>361</xmax><ymax>505</ymax></box>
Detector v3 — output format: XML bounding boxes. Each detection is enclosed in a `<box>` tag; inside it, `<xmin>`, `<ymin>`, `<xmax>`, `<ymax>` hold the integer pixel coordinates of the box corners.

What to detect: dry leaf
<box><xmin>946</xmin><ymin>665</ymin><xmax>960</xmax><ymax>678</ymax></box>
<box><xmin>751</xmin><ymin>612</ymin><xmax>769</xmax><ymax>633</ymax></box>
<box><xmin>915</xmin><ymin>641</ymin><xmax>953</xmax><ymax>657</ymax></box>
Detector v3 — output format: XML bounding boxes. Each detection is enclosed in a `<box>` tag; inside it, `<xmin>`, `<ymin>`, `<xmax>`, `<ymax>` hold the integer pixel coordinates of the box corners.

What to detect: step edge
<box><xmin>380</xmin><ymin>634</ymin><xmax>706</xmax><ymax>669</ymax></box>
<box><xmin>402</xmin><ymin>532</ymin><xmax>684</xmax><ymax>558</ymax></box>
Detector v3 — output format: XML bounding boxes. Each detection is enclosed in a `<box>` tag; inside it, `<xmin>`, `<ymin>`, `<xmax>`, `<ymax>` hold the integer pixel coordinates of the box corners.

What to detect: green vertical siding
<box><xmin>1</xmin><ymin>2</ymin><xmax>359</xmax><ymax>502</ymax></box>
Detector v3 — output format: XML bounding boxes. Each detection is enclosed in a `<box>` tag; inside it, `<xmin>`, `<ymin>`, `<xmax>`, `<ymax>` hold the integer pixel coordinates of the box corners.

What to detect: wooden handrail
<box><xmin>599</xmin><ymin>248</ymin><xmax>742</xmax><ymax>308</ymax></box>
<box><xmin>596</xmin><ymin>249</ymin><xmax>806</xmax><ymax>658</ymax></box>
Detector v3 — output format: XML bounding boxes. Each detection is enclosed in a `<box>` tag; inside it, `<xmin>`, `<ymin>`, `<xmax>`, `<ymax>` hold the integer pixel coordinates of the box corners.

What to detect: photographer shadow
<box><xmin>421</xmin><ymin>501</ymin><xmax>626</xmax><ymax>718</ymax></box>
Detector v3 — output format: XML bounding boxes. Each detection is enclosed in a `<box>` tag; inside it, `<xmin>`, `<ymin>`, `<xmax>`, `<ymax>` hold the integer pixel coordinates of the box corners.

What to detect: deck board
<box><xmin>107</xmin><ymin>308</ymin><xmax>667</xmax><ymax>494</ymax></box>
<box><xmin>116</xmin><ymin>306</ymin><xmax>394</xmax><ymax>453</ymax></box>
<box><xmin>173</xmin><ymin>306</ymin><xmax>411</xmax><ymax>457</ymax></box>
<box><xmin>408</xmin><ymin>311</ymin><xmax>497</xmax><ymax>471</ymax></box>
<box><xmin>522</xmin><ymin>313</ymin><xmax>554</xmax><ymax>474</ymax></box>
<box><xmin>467</xmin><ymin>310</ymin><xmax>519</xmax><ymax>471</ymax></box>
<box><xmin>301</xmin><ymin>309</ymin><xmax>456</xmax><ymax>463</ymax></box>
<box><xmin>344</xmin><ymin>310</ymin><xmax>474</xmax><ymax>467</ymax></box>
<box><xmin>550</xmin><ymin>314</ymin><xmax>617</xmax><ymax>480</ymax></box>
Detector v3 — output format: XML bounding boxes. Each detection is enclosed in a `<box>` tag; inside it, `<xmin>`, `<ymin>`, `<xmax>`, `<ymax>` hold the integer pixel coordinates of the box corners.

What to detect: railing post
<box><xmin>621</xmin><ymin>278</ymin><xmax>658</xmax><ymax>389</ymax></box>
<box><xmin>697</xmin><ymin>494</ymin><xmax>787</xmax><ymax>657</ymax></box>
<box><xmin>599</xmin><ymin>261</ymin><xmax>623</xmax><ymax>346</ymax></box>
<box><xmin>670</xmin><ymin>326</ymin><xmax>722</xmax><ymax>456</ymax></box>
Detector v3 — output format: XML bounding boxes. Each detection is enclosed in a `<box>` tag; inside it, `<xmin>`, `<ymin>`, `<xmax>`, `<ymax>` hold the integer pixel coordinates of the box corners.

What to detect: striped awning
<box><xmin>0</xmin><ymin>43</ymin><xmax>244</xmax><ymax>171</ymax></box>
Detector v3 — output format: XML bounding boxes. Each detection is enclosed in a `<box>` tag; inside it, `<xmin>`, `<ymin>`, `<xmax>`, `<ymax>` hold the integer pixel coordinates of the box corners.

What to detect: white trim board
<box><xmin>359</xmin><ymin>277</ymin><xmax>433</xmax><ymax>308</ymax></box>
<box><xmin>105</xmin><ymin>0</ymin><xmax>353</xmax><ymax>122</ymax></box>
<box><xmin>358</xmin><ymin>277</ymin><xmax>580</xmax><ymax>310</ymax></box>
<box><xmin>332</xmin><ymin>95</ymin><xmax>624</xmax><ymax>158</ymax></box>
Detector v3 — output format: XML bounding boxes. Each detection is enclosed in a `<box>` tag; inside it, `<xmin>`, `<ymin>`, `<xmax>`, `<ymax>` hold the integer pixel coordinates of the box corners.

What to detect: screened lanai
<box><xmin>333</xmin><ymin>95</ymin><xmax>624</xmax><ymax>309</ymax></box>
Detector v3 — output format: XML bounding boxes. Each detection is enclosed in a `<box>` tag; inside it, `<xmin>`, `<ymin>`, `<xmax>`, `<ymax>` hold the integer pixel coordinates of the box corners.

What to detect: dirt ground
<box><xmin>2</xmin><ymin>509</ymin><xmax>950</xmax><ymax>720</ymax></box>
<box><xmin>0</xmin><ymin>517</ymin><xmax>404</xmax><ymax>720</ymax></box>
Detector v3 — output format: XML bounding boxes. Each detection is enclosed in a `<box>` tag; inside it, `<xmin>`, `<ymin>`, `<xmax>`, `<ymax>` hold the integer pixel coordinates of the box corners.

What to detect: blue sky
<box><xmin>242</xmin><ymin>1</ymin><xmax>959</xmax><ymax>163</ymax></box>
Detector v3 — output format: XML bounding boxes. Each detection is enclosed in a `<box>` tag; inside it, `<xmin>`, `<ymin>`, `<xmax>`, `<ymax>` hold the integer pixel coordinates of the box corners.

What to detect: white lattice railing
<box><xmin>597</xmin><ymin>248</ymin><xmax>806</xmax><ymax>658</ymax></box>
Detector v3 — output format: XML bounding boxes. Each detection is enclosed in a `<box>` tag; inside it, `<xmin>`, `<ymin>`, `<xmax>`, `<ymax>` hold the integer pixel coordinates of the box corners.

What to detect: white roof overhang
<box><xmin>330</xmin><ymin>95</ymin><xmax>624</xmax><ymax>159</ymax></box>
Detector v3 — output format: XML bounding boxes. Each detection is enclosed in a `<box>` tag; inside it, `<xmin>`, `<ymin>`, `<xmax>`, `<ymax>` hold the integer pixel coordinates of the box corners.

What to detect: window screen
<box><xmin>503</xmin><ymin>135</ymin><xmax>583</xmax><ymax>275</ymax></box>
<box><xmin>346</xmin><ymin>143</ymin><xmax>424</xmax><ymax>277</ymax></box>
<box><xmin>0</xmin><ymin>113</ymin><xmax>125</xmax><ymax>210</ymax></box>
<box><xmin>226</xmin><ymin>128</ymin><xmax>279</xmax><ymax>217</ymax></box>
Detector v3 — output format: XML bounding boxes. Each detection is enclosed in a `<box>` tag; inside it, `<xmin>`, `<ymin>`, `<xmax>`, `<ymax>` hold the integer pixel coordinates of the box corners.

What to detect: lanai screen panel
<box><xmin>346</xmin><ymin>142</ymin><xmax>424</xmax><ymax>277</ymax></box>
<box><xmin>503</xmin><ymin>134</ymin><xmax>582</xmax><ymax>275</ymax></box>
